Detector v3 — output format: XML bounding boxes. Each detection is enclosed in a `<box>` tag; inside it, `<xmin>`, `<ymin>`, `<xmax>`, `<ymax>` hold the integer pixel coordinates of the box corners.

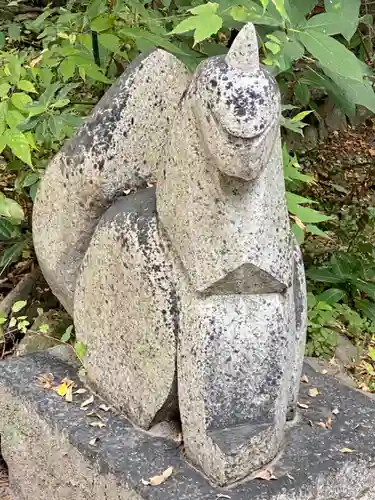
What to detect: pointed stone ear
<box><xmin>225</xmin><ymin>23</ymin><xmax>259</xmax><ymax>72</ymax></box>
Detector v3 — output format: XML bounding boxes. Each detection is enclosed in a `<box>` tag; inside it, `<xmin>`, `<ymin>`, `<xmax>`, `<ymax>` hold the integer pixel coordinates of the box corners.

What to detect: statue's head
<box><xmin>192</xmin><ymin>23</ymin><xmax>281</xmax><ymax>181</ymax></box>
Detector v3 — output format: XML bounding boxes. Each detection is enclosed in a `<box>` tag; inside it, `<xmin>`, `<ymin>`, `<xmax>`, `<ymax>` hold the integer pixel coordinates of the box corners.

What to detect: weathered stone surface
<box><xmin>157</xmin><ymin>23</ymin><xmax>306</xmax><ymax>484</ymax></box>
<box><xmin>1</xmin><ymin>353</ymin><xmax>375</xmax><ymax>500</ymax></box>
<box><xmin>33</xmin><ymin>50</ymin><xmax>190</xmax><ymax>314</ymax></box>
<box><xmin>74</xmin><ymin>190</ymin><xmax>179</xmax><ymax>428</ymax></box>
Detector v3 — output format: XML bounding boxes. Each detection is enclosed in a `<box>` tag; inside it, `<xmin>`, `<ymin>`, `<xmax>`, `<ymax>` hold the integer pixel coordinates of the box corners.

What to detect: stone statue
<box><xmin>33</xmin><ymin>23</ymin><xmax>307</xmax><ymax>487</ymax></box>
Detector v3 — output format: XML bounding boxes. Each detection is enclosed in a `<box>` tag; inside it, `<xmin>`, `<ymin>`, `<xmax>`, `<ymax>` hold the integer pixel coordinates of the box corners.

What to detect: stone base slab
<box><xmin>0</xmin><ymin>352</ymin><xmax>375</xmax><ymax>500</ymax></box>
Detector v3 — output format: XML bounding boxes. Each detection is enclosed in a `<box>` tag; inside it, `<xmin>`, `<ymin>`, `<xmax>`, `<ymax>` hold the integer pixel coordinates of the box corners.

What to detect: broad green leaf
<box><xmin>12</xmin><ymin>300</ymin><xmax>27</xmax><ymax>313</ymax></box>
<box><xmin>284</xmin><ymin>163</ymin><xmax>314</xmax><ymax>183</ymax></box>
<box><xmin>331</xmin><ymin>253</ymin><xmax>358</xmax><ymax>280</ymax></box>
<box><xmin>0</xmin><ymin>219</ymin><xmax>18</xmax><ymax>241</ymax></box>
<box><xmin>292</xmin><ymin>222</ymin><xmax>304</xmax><ymax>244</ymax></box>
<box><xmin>26</xmin><ymin>104</ymin><xmax>47</xmax><ymax>117</ymax></box>
<box><xmin>22</xmin><ymin>172</ymin><xmax>39</xmax><ymax>188</ymax></box>
<box><xmin>171</xmin><ymin>3</ymin><xmax>223</xmax><ymax>46</ymax></box>
<box><xmin>304</xmin><ymin>13</ymin><xmax>342</xmax><ymax>35</ymax></box>
<box><xmin>324</xmin><ymin>0</ymin><xmax>360</xmax><ymax>41</ymax></box>
<box><xmin>91</xmin><ymin>14</ymin><xmax>114</xmax><ymax>32</ymax></box>
<box><xmin>0</xmin><ymin>83</ymin><xmax>10</xmax><ymax>98</ymax></box>
<box><xmin>271</xmin><ymin>0</ymin><xmax>289</xmax><ymax>20</ymax></box>
<box><xmin>286</xmin><ymin>192</ymin><xmax>316</xmax><ymax>205</ymax></box>
<box><xmin>307</xmin><ymin>267</ymin><xmax>345</xmax><ymax>284</ymax></box>
<box><xmin>306</xmin><ymin>224</ymin><xmax>329</xmax><ymax>238</ymax></box>
<box><xmin>120</xmin><ymin>27</ymin><xmax>188</xmax><ymax>55</ymax></box>
<box><xmin>285</xmin><ymin>0</ymin><xmax>317</xmax><ymax>24</ymax></box>
<box><xmin>87</xmin><ymin>0</ymin><xmax>107</xmax><ymax>20</ymax></box>
<box><xmin>294</xmin><ymin>81</ymin><xmax>310</xmax><ymax>105</ymax></box>
<box><xmin>10</xmin><ymin>93</ymin><xmax>32</xmax><ymax>111</ymax></box>
<box><xmin>8</xmin><ymin>23</ymin><xmax>21</xmax><ymax>40</ymax></box>
<box><xmin>0</xmin><ymin>101</ymin><xmax>8</xmax><ymax>135</ymax></box>
<box><xmin>4</xmin><ymin>129</ymin><xmax>32</xmax><ymax>166</ymax></box>
<box><xmin>0</xmin><ymin>195</ymin><xmax>24</xmax><ymax>223</ymax></box>
<box><xmin>59</xmin><ymin>58</ymin><xmax>76</xmax><ymax>82</ymax></box>
<box><xmin>0</xmin><ymin>240</ymin><xmax>26</xmax><ymax>271</ymax></box>
<box><xmin>61</xmin><ymin>324</ymin><xmax>73</xmax><ymax>343</ymax></box>
<box><xmin>355</xmin><ymin>279</ymin><xmax>375</xmax><ymax>301</ymax></box>
<box><xmin>17</xmin><ymin>80</ymin><xmax>37</xmax><ymax>93</ymax></box>
<box><xmin>98</xmin><ymin>33</ymin><xmax>121</xmax><ymax>53</ymax></box>
<box><xmin>266</xmin><ymin>41</ymin><xmax>280</xmax><ymax>54</ymax></box>
<box><xmin>288</xmin><ymin>204</ymin><xmax>332</xmax><ymax>223</ymax></box>
<box><xmin>356</xmin><ymin>299</ymin><xmax>375</xmax><ymax>323</ymax></box>
<box><xmin>75</xmin><ymin>341</ymin><xmax>87</xmax><ymax>359</ymax></box>
<box><xmin>368</xmin><ymin>346</ymin><xmax>375</xmax><ymax>363</ymax></box>
<box><xmin>6</xmin><ymin>109</ymin><xmax>26</xmax><ymax>128</ymax></box>
<box><xmin>317</xmin><ymin>288</ymin><xmax>346</xmax><ymax>305</ymax></box>
<box><xmin>4</xmin><ymin>55</ymin><xmax>21</xmax><ymax>84</ymax></box>
<box><xmin>326</xmin><ymin>72</ymin><xmax>375</xmax><ymax>114</ymax></box>
<box><xmin>0</xmin><ymin>32</ymin><xmax>4</xmax><ymax>49</ymax></box>
<box><xmin>51</xmin><ymin>99</ymin><xmax>70</xmax><ymax>109</ymax></box>
<box><xmin>70</xmin><ymin>56</ymin><xmax>111</xmax><ymax>83</ymax></box>
<box><xmin>298</xmin><ymin>30</ymin><xmax>364</xmax><ymax>81</ymax></box>
<box><xmin>291</xmin><ymin>110</ymin><xmax>312</xmax><ymax>122</ymax></box>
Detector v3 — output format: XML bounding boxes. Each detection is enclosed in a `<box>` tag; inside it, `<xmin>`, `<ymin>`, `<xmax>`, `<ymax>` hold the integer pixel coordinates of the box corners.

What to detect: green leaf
<box><xmin>306</xmin><ymin>224</ymin><xmax>329</xmax><ymax>238</ymax></box>
<box><xmin>8</xmin><ymin>23</ymin><xmax>21</xmax><ymax>40</ymax></box>
<box><xmin>0</xmin><ymin>102</ymin><xmax>7</xmax><ymax>135</ymax></box>
<box><xmin>91</xmin><ymin>14</ymin><xmax>114</xmax><ymax>32</ymax></box>
<box><xmin>331</xmin><ymin>253</ymin><xmax>358</xmax><ymax>280</ymax></box>
<box><xmin>317</xmin><ymin>288</ymin><xmax>346</xmax><ymax>305</ymax></box>
<box><xmin>0</xmin><ymin>219</ymin><xmax>18</xmax><ymax>241</ymax></box>
<box><xmin>12</xmin><ymin>300</ymin><xmax>27</xmax><ymax>313</ymax></box>
<box><xmin>75</xmin><ymin>341</ymin><xmax>87</xmax><ymax>359</ymax></box>
<box><xmin>307</xmin><ymin>267</ymin><xmax>345</xmax><ymax>284</ymax></box>
<box><xmin>292</xmin><ymin>222</ymin><xmax>304</xmax><ymax>244</ymax></box>
<box><xmin>324</xmin><ymin>0</ymin><xmax>360</xmax><ymax>41</ymax></box>
<box><xmin>70</xmin><ymin>56</ymin><xmax>111</xmax><ymax>83</ymax></box>
<box><xmin>6</xmin><ymin>109</ymin><xmax>26</xmax><ymax>128</ymax></box>
<box><xmin>0</xmin><ymin>194</ymin><xmax>24</xmax><ymax>223</ymax></box>
<box><xmin>298</xmin><ymin>29</ymin><xmax>365</xmax><ymax>82</ymax></box>
<box><xmin>22</xmin><ymin>172</ymin><xmax>39</xmax><ymax>188</ymax></box>
<box><xmin>61</xmin><ymin>324</ymin><xmax>73</xmax><ymax>343</ymax></box>
<box><xmin>324</xmin><ymin>70</ymin><xmax>375</xmax><ymax>114</ymax></box>
<box><xmin>4</xmin><ymin>55</ymin><xmax>21</xmax><ymax>85</ymax></box>
<box><xmin>288</xmin><ymin>204</ymin><xmax>332</xmax><ymax>223</ymax></box>
<box><xmin>0</xmin><ymin>83</ymin><xmax>11</xmax><ymax>99</ymax></box>
<box><xmin>120</xmin><ymin>27</ymin><xmax>188</xmax><ymax>55</ymax></box>
<box><xmin>294</xmin><ymin>81</ymin><xmax>310</xmax><ymax>105</ymax></box>
<box><xmin>304</xmin><ymin>13</ymin><xmax>342</xmax><ymax>35</ymax></box>
<box><xmin>0</xmin><ymin>32</ymin><xmax>4</xmax><ymax>49</ymax></box>
<box><xmin>98</xmin><ymin>33</ymin><xmax>121</xmax><ymax>53</ymax></box>
<box><xmin>355</xmin><ymin>279</ymin><xmax>375</xmax><ymax>301</ymax></box>
<box><xmin>271</xmin><ymin>0</ymin><xmax>289</xmax><ymax>20</ymax></box>
<box><xmin>0</xmin><ymin>240</ymin><xmax>27</xmax><ymax>270</ymax></box>
<box><xmin>356</xmin><ymin>299</ymin><xmax>375</xmax><ymax>323</ymax></box>
<box><xmin>4</xmin><ymin>129</ymin><xmax>32</xmax><ymax>166</ymax></box>
<box><xmin>10</xmin><ymin>93</ymin><xmax>33</xmax><ymax>111</ymax></box>
<box><xmin>59</xmin><ymin>58</ymin><xmax>76</xmax><ymax>81</ymax></box>
<box><xmin>286</xmin><ymin>192</ymin><xmax>316</xmax><ymax>205</ymax></box>
<box><xmin>17</xmin><ymin>80</ymin><xmax>37</xmax><ymax>93</ymax></box>
<box><xmin>171</xmin><ymin>2</ymin><xmax>223</xmax><ymax>46</ymax></box>
<box><xmin>368</xmin><ymin>346</ymin><xmax>375</xmax><ymax>363</ymax></box>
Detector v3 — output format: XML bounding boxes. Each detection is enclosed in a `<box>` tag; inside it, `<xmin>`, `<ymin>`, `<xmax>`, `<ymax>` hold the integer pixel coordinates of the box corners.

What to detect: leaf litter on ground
<box><xmin>142</xmin><ymin>466</ymin><xmax>174</xmax><ymax>486</ymax></box>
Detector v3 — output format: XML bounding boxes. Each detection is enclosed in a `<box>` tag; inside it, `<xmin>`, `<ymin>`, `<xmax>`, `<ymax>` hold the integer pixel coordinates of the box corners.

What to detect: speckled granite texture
<box><xmin>0</xmin><ymin>352</ymin><xmax>375</xmax><ymax>500</ymax></box>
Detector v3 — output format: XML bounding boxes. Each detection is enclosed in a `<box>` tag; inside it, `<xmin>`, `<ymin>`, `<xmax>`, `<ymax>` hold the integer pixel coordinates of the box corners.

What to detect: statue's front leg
<box><xmin>178</xmin><ymin>290</ymin><xmax>292</xmax><ymax>486</ymax></box>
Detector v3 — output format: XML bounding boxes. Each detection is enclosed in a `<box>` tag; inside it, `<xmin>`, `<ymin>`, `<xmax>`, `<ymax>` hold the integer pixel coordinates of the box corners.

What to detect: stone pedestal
<box><xmin>1</xmin><ymin>351</ymin><xmax>374</xmax><ymax>500</ymax></box>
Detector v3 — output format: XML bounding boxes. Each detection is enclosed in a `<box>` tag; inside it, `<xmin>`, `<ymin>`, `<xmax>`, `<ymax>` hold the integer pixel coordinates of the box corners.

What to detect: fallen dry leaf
<box><xmin>316</xmin><ymin>422</ymin><xmax>327</xmax><ymax>429</ymax></box>
<box><xmin>86</xmin><ymin>411</ymin><xmax>104</xmax><ymax>421</ymax></box>
<box><xmin>321</xmin><ymin>369</ymin><xmax>328</xmax><ymax>375</ymax></box>
<box><xmin>37</xmin><ymin>373</ymin><xmax>54</xmax><ymax>389</ymax></box>
<box><xmin>297</xmin><ymin>402</ymin><xmax>309</xmax><ymax>409</ymax></box>
<box><xmin>81</xmin><ymin>394</ymin><xmax>94</xmax><ymax>408</ymax></box>
<box><xmin>369</xmin><ymin>149</ymin><xmax>375</xmax><ymax>156</ymax></box>
<box><xmin>216</xmin><ymin>495</ymin><xmax>231</xmax><ymax>499</ymax></box>
<box><xmin>254</xmin><ymin>469</ymin><xmax>276</xmax><ymax>481</ymax></box>
<box><xmin>99</xmin><ymin>404</ymin><xmax>111</xmax><ymax>412</ymax></box>
<box><xmin>301</xmin><ymin>374</ymin><xmax>309</xmax><ymax>384</ymax></box>
<box><xmin>308</xmin><ymin>388</ymin><xmax>320</xmax><ymax>398</ymax></box>
<box><xmin>340</xmin><ymin>448</ymin><xmax>355</xmax><ymax>454</ymax></box>
<box><xmin>74</xmin><ymin>388</ymin><xmax>87</xmax><ymax>395</ymax></box>
<box><xmin>89</xmin><ymin>437</ymin><xmax>99</xmax><ymax>446</ymax></box>
<box><xmin>144</xmin><ymin>466</ymin><xmax>174</xmax><ymax>486</ymax></box>
<box><xmin>65</xmin><ymin>384</ymin><xmax>73</xmax><ymax>403</ymax></box>
<box><xmin>29</xmin><ymin>54</ymin><xmax>43</xmax><ymax>67</ymax></box>
<box><xmin>89</xmin><ymin>421</ymin><xmax>106</xmax><ymax>428</ymax></box>
<box><xmin>332</xmin><ymin>408</ymin><xmax>340</xmax><ymax>415</ymax></box>
<box><xmin>55</xmin><ymin>378</ymin><xmax>74</xmax><ymax>398</ymax></box>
